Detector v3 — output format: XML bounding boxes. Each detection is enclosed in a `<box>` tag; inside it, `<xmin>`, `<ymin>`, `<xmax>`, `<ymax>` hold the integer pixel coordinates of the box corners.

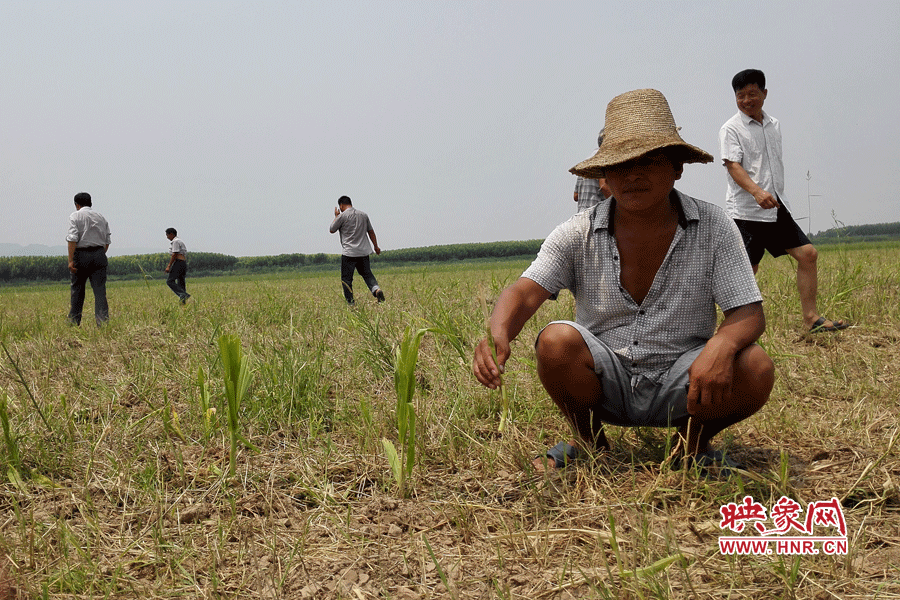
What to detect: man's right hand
<box><xmin>753</xmin><ymin>189</ymin><xmax>778</xmax><ymax>210</ymax></box>
<box><xmin>473</xmin><ymin>336</ymin><xmax>510</xmax><ymax>389</ymax></box>
<box><xmin>68</xmin><ymin>260</ymin><xmax>77</xmax><ymax>274</ymax></box>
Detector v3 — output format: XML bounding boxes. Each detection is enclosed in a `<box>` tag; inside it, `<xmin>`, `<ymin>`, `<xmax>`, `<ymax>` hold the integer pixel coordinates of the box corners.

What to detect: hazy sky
<box><xmin>3</xmin><ymin>1</ymin><xmax>898</xmax><ymax>256</ymax></box>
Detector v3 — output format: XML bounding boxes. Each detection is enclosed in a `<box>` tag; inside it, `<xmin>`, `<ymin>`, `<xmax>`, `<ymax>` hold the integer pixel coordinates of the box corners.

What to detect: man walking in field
<box><xmin>66</xmin><ymin>192</ymin><xmax>111</xmax><ymax>326</ymax></box>
<box><xmin>473</xmin><ymin>89</ymin><xmax>774</xmax><ymax>475</ymax></box>
<box><xmin>164</xmin><ymin>227</ymin><xmax>190</xmax><ymax>304</ymax></box>
<box><xmin>329</xmin><ymin>196</ymin><xmax>385</xmax><ymax>305</ymax></box>
<box><xmin>720</xmin><ymin>69</ymin><xmax>848</xmax><ymax>333</ymax></box>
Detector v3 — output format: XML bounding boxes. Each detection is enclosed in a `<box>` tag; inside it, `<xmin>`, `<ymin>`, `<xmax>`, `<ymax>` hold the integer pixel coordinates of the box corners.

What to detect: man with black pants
<box><xmin>329</xmin><ymin>196</ymin><xmax>385</xmax><ymax>305</ymax></box>
<box><xmin>66</xmin><ymin>192</ymin><xmax>111</xmax><ymax>326</ymax></box>
<box><xmin>164</xmin><ymin>227</ymin><xmax>190</xmax><ymax>303</ymax></box>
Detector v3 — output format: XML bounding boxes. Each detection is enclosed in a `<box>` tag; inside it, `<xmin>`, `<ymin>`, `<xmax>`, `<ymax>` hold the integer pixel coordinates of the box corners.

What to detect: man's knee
<box><xmin>536</xmin><ymin>323</ymin><xmax>592</xmax><ymax>370</ymax></box>
<box><xmin>735</xmin><ymin>344</ymin><xmax>775</xmax><ymax>402</ymax></box>
<box><xmin>790</xmin><ymin>243</ymin><xmax>817</xmax><ymax>266</ymax></box>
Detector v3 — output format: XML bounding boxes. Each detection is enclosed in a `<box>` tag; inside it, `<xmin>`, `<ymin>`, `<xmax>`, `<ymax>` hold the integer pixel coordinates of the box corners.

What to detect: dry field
<box><xmin>0</xmin><ymin>244</ymin><xmax>898</xmax><ymax>599</ymax></box>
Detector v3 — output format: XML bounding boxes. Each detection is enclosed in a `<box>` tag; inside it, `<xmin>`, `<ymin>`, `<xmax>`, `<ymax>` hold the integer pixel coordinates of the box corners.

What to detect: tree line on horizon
<box><xmin>3</xmin><ymin>222</ymin><xmax>899</xmax><ymax>284</ymax></box>
<box><xmin>0</xmin><ymin>240</ymin><xmax>544</xmax><ymax>283</ymax></box>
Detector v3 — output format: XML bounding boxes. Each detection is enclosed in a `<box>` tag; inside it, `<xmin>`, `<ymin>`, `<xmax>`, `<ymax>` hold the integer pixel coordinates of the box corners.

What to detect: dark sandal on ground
<box><xmin>809</xmin><ymin>316</ymin><xmax>850</xmax><ymax>333</ymax></box>
<box><xmin>682</xmin><ymin>448</ymin><xmax>742</xmax><ymax>478</ymax></box>
<box><xmin>541</xmin><ymin>441</ymin><xmax>583</xmax><ymax>469</ymax></box>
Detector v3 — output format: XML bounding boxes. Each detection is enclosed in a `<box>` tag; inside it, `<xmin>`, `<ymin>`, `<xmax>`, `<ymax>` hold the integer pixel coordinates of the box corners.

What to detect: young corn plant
<box><xmin>218</xmin><ymin>334</ymin><xmax>258</xmax><ymax>476</ymax></box>
<box><xmin>479</xmin><ymin>294</ymin><xmax>509</xmax><ymax>432</ymax></box>
<box><xmin>196</xmin><ymin>367</ymin><xmax>217</xmax><ymax>439</ymax></box>
<box><xmin>382</xmin><ymin>326</ymin><xmax>434</xmax><ymax>498</ymax></box>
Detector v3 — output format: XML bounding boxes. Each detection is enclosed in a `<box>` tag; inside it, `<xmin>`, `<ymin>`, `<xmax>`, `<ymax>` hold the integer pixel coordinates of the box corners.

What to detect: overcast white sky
<box><xmin>3</xmin><ymin>0</ymin><xmax>898</xmax><ymax>256</ymax></box>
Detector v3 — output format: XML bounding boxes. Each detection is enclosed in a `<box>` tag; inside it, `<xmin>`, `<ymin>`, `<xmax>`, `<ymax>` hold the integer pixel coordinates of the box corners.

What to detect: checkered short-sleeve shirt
<box><xmin>522</xmin><ymin>189</ymin><xmax>762</xmax><ymax>382</ymax></box>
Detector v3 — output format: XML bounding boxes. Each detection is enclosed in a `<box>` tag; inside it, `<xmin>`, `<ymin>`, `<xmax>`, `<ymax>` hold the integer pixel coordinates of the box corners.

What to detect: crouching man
<box><xmin>473</xmin><ymin>89</ymin><xmax>774</xmax><ymax>474</ymax></box>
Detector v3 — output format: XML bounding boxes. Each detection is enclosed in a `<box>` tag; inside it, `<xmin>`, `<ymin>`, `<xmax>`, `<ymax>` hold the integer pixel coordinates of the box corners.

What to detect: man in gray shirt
<box><xmin>329</xmin><ymin>196</ymin><xmax>384</xmax><ymax>304</ymax></box>
<box><xmin>66</xmin><ymin>192</ymin><xmax>111</xmax><ymax>326</ymax></box>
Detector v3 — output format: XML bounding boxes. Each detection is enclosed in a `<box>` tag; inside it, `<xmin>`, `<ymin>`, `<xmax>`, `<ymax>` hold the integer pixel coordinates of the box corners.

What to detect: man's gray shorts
<box><xmin>537</xmin><ymin>321</ymin><xmax>705</xmax><ymax>427</ymax></box>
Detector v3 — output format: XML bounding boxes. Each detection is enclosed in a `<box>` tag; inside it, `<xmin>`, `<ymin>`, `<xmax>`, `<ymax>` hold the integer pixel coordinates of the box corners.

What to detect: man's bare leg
<box><xmin>533</xmin><ymin>323</ymin><xmax>610</xmax><ymax>471</ymax></box>
<box><xmin>786</xmin><ymin>244</ymin><xmax>847</xmax><ymax>330</ymax></box>
<box><xmin>673</xmin><ymin>344</ymin><xmax>774</xmax><ymax>457</ymax></box>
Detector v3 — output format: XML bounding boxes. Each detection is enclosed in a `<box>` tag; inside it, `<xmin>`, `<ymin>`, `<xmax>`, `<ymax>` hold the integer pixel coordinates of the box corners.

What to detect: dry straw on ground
<box><xmin>0</xmin><ymin>246</ymin><xmax>898</xmax><ymax>599</ymax></box>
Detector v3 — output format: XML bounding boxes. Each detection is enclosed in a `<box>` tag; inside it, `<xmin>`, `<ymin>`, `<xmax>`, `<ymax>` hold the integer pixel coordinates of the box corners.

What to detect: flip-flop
<box><xmin>809</xmin><ymin>317</ymin><xmax>850</xmax><ymax>333</ymax></box>
<box><xmin>542</xmin><ymin>441</ymin><xmax>583</xmax><ymax>469</ymax></box>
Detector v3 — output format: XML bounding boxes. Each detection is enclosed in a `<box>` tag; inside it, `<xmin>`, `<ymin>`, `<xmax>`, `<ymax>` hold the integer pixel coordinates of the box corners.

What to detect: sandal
<box><xmin>541</xmin><ymin>441</ymin><xmax>583</xmax><ymax>469</ymax></box>
<box><xmin>809</xmin><ymin>317</ymin><xmax>850</xmax><ymax>333</ymax></box>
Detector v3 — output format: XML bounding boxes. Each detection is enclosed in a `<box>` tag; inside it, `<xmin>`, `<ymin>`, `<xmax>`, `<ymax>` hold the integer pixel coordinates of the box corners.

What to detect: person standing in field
<box><xmin>66</xmin><ymin>192</ymin><xmax>111</xmax><ymax>326</ymax></box>
<box><xmin>573</xmin><ymin>129</ymin><xmax>613</xmax><ymax>213</ymax></box>
<box><xmin>720</xmin><ymin>69</ymin><xmax>848</xmax><ymax>333</ymax></box>
<box><xmin>164</xmin><ymin>227</ymin><xmax>190</xmax><ymax>304</ymax></box>
<box><xmin>473</xmin><ymin>89</ymin><xmax>774</xmax><ymax>475</ymax></box>
<box><xmin>329</xmin><ymin>196</ymin><xmax>385</xmax><ymax>305</ymax></box>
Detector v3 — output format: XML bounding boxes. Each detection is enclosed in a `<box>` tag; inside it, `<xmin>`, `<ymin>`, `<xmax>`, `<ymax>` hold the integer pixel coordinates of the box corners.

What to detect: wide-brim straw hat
<box><xmin>570</xmin><ymin>89</ymin><xmax>713</xmax><ymax>178</ymax></box>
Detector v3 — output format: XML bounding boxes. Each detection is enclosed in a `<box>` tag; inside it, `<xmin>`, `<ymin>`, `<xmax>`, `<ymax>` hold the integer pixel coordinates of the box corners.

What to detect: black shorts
<box><xmin>733</xmin><ymin>202</ymin><xmax>811</xmax><ymax>265</ymax></box>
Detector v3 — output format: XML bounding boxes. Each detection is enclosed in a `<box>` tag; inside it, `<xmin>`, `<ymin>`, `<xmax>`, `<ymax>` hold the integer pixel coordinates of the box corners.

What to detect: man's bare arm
<box><xmin>67</xmin><ymin>241</ymin><xmax>77</xmax><ymax>273</ymax></box>
<box><xmin>687</xmin><ymin>302</ymin><xmax>766</xmax><ymax>416</ymax></box>
<box><xmin>723</xmin><ymin>160</ymin><xmax>778</xmax><ymax>210</ymax></box>
<box><xmin>367</xmin><ymin>229</ymin><xmax>381</xmax><ymax>255</ymax></box>
<box><xmin>473</xmin><ymin>277</ymin><xmax>552</xmax><ymax>389</ymax></box>
<box><xmin>329</xmin><ymin>208</ymin><xmax>342</xmax><ymax>233</ymax></box>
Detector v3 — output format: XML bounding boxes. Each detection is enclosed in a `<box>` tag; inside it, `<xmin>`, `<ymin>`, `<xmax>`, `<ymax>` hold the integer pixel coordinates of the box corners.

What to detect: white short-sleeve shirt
<box><xmin>719</xmin><ymin>110</ymin><xmax>787</xmax><ymax>222</ymax></box>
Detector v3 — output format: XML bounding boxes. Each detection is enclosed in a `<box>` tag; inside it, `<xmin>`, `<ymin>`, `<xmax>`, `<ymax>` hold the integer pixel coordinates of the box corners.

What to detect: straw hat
<box><xmin>570</xmin><ymin>89</ymin><xmax>713</xmax><ymax>178</ymax></box>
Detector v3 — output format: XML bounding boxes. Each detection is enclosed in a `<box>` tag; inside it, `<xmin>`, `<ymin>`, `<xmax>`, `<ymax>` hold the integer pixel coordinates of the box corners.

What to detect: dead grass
<box><xmin>0</xmin><ymin>248</ymin><xmax>898</xmax><ymax>599</ymax></box>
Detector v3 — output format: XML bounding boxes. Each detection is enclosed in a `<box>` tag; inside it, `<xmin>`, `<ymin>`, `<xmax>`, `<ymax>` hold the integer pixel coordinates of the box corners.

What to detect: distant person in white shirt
<box><xmin>164</xmin><ymin>228</ymin><xmax>190</xmax><ymax>304</ymax></box>
<box><xmin>66</xmin><ymin>192</ymin><xmax>111</xmax><ymax>326</ymax></box>
<box><xmin>720</xmin><ymin>69</ymin><xmax>848</xmax><ymax>333</ymax></box>
<box><xmin>329</xmin><ymin>196</ymin><xmax>385</xmax><ymax>305</ymax></box>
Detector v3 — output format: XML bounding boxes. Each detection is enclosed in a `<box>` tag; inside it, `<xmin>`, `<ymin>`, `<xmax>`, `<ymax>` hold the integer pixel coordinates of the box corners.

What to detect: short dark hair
<box><xmin>732</xmin><ymin>69</ymin><xmax>766</xmax><ymax>92</ymax></box>
<box><xmin>165</xmin><ymin>227</ymin><xmax>177</xmax><ymax>236</ymax></box>
<box><xmin>337</xmin><ymin>196</ymin><xmax>352</xmax><ymax>206</ymax></box>
<box><xmin>74</xmin><ymin>192</ymin><xmax>92</xmax><ymax>207</ymax></box>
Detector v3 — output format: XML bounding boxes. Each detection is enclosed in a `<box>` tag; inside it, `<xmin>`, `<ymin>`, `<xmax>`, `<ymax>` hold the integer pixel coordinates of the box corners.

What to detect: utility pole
<box><xmin>806</xmin><ymin>171</ymin><xmax>822</xmax><ymax>237</ymax></box>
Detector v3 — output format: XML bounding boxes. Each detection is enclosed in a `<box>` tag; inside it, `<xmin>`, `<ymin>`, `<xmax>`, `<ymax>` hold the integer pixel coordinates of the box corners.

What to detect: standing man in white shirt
<box><xmin>164</xmin><ymin>228</ymin><xmax>190</xmax><ymax>304</ymax></box>
<box><xmin>720</xmin><ymin>69</ymin><xmax>848</xmax><ymax>333</ymax></box>
<box><xmin>329</xmin><ymin>196</ymin><xmax>385</xmax><ymax>305</ymax></box>
<box><xmin>66</xmin><ymin>192</ymin><xmax>111</xmax><ymax>326</ymax></box>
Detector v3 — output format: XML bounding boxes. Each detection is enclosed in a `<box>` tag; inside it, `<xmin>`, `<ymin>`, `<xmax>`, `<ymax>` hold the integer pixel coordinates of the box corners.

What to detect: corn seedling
<box><xmin>382</xmin><ymin>326</ymin><xmax>433</xmax><ymax>497</ymax></box>
<box><xmin>478</xmin><ymin>294</ymin><xmax>509</xmax><ymax>432</ymax></box>
<box><xmin>196</xmin><ymin>367</ymin><xmax>216</xmax><ymax>438</ymax></box>
<box><xmin>218</xmin><ymin>334</ymin><xmax>259</xmax><ymax>476</ymax></box>
<box><xmin>485</xmin><ymin>322</ymin><xmax>510</xmax><ymax>433</ymax></box>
